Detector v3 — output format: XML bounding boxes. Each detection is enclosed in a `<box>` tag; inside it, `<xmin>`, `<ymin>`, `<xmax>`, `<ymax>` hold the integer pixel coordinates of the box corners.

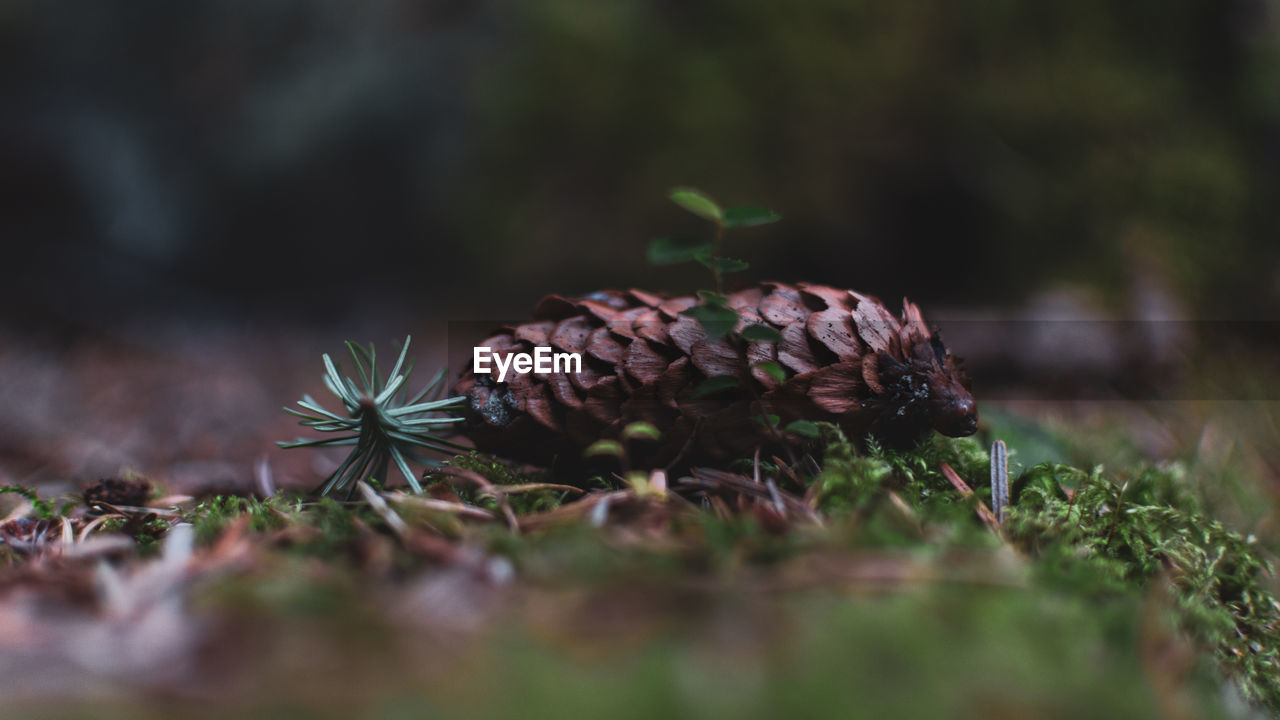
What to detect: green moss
<box><xmin>0</xmin><ymin>485</ymin><xmax>55</xmax><ymax>519</ymax></box>
<box><xmin>809</xmin><ymin>425</ymin><xmax>996</xmax><ymax>546</ymax></box>
<box><xmin>436</xmin><ymin>452</ymin><xmax>570</xmax><ymax>515</ymax></box>
<box><xmin>184</xmin><ymin>496</ymin><xmax>289</xmax><ymax>545</ymax></box>
<box><xmin>799</xmin><ymin>424</ymin><xmax>1280</xmax><ymax>710</ymax></box>
<box><xmin>1004</xmin><ymin>463</ymin><xmax>1280</xmax><ymax>710</ymax></box>
<box><xmin>442</xmin><ymin>452</ymin><xmax>537</xmax><ymax>487</ymax></box>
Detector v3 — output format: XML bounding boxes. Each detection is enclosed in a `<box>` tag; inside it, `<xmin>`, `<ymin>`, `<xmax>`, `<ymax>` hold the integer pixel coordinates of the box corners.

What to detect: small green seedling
<box><xmin>279</xmin><ymin>337</ymin><xmax>471</xmax><ymax>497</ymax></box>
<box><xmin>648</xmin><ymin>187</ymin><xmax>780</xmax><ymax>296</ymax></box>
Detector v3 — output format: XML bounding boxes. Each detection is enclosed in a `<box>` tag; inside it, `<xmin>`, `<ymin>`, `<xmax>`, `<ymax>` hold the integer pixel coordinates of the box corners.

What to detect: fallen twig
<box><xmin>429</xmin><ymin>467</ymin><xmax>520</xmax><ymax>531</ymax></box>
<box><xmin>680</xmin><ymin>468</ymin><xmax>822</xmax><ymax>526</ymax></box>
<box><xmin>382</xmin><ymin>491</ymin><xmax>500</xmax><ymax>522</ymax></box>
<box><xmin>939</xmin><ymin>462</ymin><xmax>1002</xmax><ymax>535</ymax></box>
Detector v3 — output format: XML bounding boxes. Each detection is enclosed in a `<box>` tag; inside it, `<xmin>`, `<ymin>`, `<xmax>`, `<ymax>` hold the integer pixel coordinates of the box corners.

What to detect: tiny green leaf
<box><xmin>621</xmin><ymin>421</ymin><xmax>662</xmax><ymax>441</ymax></box>
<box><xmin>755</xmin><ymin>360</ymin><xmax>787</xmax><ymax>384</ymax></box>
<box><xmin>697</xmin><ymin>290</ymin><xmax>730</xmax><ymax>307</ymax></box>
<box><xmin>753</xmin><ymin>413</ymin><xmax>781</xmax><ymax>428</ymax></box>
<box><xmin>694</xmin><ymin>251</ymin><xmax>750</xmax><ymax>274</ymax></box>
<box><xmin>647</xmin><ymin>236</ymin><xmax>712</xmax><ymax>266</ymax></box>
<box><xmin>691</xmin><ymin>375</ymin><xmax>741</xmax><ymax>399</ymax></box>
<box><xmin>682</xmin><ymin>304</ymin><xmax>738</xmax><ymax>338</ymax></box>
<box><xmin>741</xmin><ymin>324</ymin><xmax>783</xmax><ymax>343</ymax></box>
<box><xmin>723</xmin><ymin>206</ymin><xmax>782</xmax><ymax>228</ymax></box>
<box><xmin>669</xmin><ymin>187</ymin><xmax>723</xmax><ymax>222</ymax></box>
<box><xmin>784</xmin><ymin>420</ymin><xmax>821</xmax><ymax>438</ymax></box>
<box><xmin>624</xmin><ymin>471</ymin><xmax>665</xmax><ymax>498</ymax></box>
<box><xmin>584</xmin><ymin>439</ymin><xmax>625</xmax><ymax>458</ymax></box>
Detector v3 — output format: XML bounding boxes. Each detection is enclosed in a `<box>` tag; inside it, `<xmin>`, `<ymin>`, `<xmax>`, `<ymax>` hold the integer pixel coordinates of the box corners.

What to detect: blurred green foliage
<box><xmin>8</xmin><ymin>1</ymin><xmax>1278</xmax><ymax>323</ymax></box>
<box><xmin>463</xmin><ymin>0</ymin><xmax>1279</xmax><ymax>314</ymax></box>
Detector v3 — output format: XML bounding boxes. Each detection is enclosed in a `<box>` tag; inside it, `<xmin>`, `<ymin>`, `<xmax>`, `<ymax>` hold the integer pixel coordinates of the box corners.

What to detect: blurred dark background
<box><xmin>2</xmin><ymin>0</ymin><xmax>1279</xmax><ymax>485</ymax></box>
<box><xmin>4</xmin><ymin>0</ymin><xmax>1279</xmax><ymax>324</ymax></box>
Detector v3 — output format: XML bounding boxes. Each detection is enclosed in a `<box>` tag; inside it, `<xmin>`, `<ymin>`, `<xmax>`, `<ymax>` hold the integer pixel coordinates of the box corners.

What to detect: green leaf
<box><xmin>621</xmin><ymin>422</ymin><xmax>662</xmax><ymax>441</ymax></box>
<box><xmin>691</xmin><ymin>375</ymin><xmax>741</xmax><ymax>399</ymax></box>
<box><xmin>694</xmin><ymin>251</ymin><xmax>750</xmax><ymax>274</ymax></box>
<box><xmin>723</xmin><ymin>206</ymin><xmax>782</xmax><ymax>228</ymax></box>
<box><xmin>697</xmin><ymin>290</ymin><xmax>729</xmax><ymax>307</ymax></box>
<box><xmin>784</xmin><ymin>420</ymin><xmax>821</xmax><ymax>439</ymax></box>
<box><xmin>681</xmin><ymin>304</ymin><xmax>738</xmax><ymax>338</ymax></box>
<box><xmin>753</xmin><ymin>413</ymin><xmax>781</xmax><ymax>428</ymax></box>
<box><xmin>584</xmin><ymin>439</ymin><xmax>625</xmax><ymax>458</ymax></box>
<box><xmin>647</xmin><ymin>236</ymin><xmax>711</xmax><ymax>266</ymax></box>
<box><xmin>741</xmin><ymin>324</ymin><xmax>783</xmax><ymax>343</ymax></box>
<box><xmin>755</xmin><ymin>360</ymin><xmax>786</xmax><ymax>384</ymax></box>
<box><xmin>669</xmin><ymin>187</ymin><xmax>723</xmax><ymax>222</ymax></box>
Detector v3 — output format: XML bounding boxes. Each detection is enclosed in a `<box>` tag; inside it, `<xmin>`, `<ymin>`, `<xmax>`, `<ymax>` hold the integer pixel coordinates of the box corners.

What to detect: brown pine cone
<box><xmin>454</xmin><ymin>282</ymin><xmax>977</xmax><ymax>470</ymax></box>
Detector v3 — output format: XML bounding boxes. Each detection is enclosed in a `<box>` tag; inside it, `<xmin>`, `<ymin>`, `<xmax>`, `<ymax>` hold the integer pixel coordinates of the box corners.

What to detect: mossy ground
<box><xmin>3</xmin><ymin>400</ymin><xmax>1278</xmax><ymax>719</ymax></box>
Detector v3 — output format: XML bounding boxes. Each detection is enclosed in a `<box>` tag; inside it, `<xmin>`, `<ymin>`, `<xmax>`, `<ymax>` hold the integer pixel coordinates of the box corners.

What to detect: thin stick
<box><xmin>990</xmin><ymin>440</ymin><xmax>1009</xmax><ymax>523</ymax></box>
<box><xmin>382</xmin><ymin>492</ymin><xmax>500</xmax><ymax>521</ymax></box>
<box><xmin>939</xmin><ymin>462</ymin><xmax>1002</xmax><ymax>534</ymax></box>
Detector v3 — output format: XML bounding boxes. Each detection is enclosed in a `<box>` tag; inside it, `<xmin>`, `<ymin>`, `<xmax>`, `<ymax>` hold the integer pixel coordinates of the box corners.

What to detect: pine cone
<box><xmin>454</xmin><ymin>282</ymin><xmax>977</xmax><ymax>470</ymax></box>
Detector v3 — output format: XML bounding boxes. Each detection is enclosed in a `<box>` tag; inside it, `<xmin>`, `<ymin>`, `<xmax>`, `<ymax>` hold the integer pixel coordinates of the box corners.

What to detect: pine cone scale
<box><xmin>759</xmin><ymin>289</ymin><xmax>809</xmax><ymax>326</ymax></box>
<box><xmin>778</xmin><ymin>323</ymin><xmax>820</xmax><ymax>374</ymax></box>
<box><xmin>690</xmin><ymin>338</ymin><xmax>739</xmax><ymax>378</ymax></box>
<box><xmin>636</xmin><ymin>310</ymin><xmax>669</xmax><ymax>343</ymax></box>
<box><xmin>807</xmin><ymin>308</ymin><xmax>861</xmax><ymax>360</ymax></box>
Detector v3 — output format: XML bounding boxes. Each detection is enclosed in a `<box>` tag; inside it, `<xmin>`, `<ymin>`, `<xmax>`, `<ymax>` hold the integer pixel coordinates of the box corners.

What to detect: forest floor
<box><xmin>1</xmin><ymin>321</ymin><xmax>1278</xmax><ymax>720</ymax></box>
